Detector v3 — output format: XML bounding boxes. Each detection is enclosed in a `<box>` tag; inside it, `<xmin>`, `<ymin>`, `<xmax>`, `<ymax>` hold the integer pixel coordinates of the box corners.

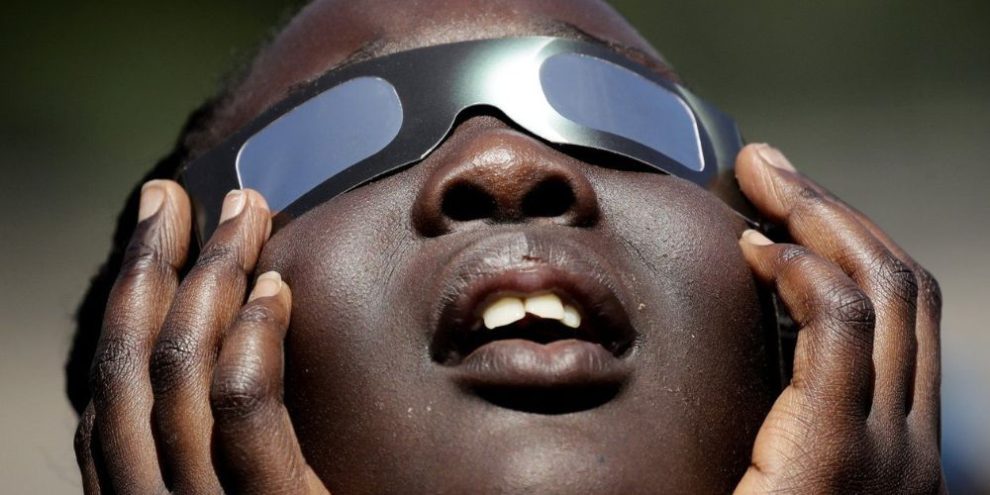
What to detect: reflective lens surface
<box><xmin>540</xmin><ymin>53</ymin><xmax>704</xmax><ymax>172</ymax></box>
<box><xmin>236</xmin><ymin>77</ymin><xmax>403</xmax><ymax>211</ymax></box>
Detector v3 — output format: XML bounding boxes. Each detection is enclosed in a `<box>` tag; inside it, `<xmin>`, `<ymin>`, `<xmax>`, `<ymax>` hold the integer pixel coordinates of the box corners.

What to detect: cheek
<box><xmin>254</xmin><ymin>170</ymin><xmax>440</xmax><ymax>455</ymax></box>
<box><xmin>253</xmin><ymin>175</ymin><xmax>401</xmax><ymax>380</ymax></box>
<box><xmin>594</xmin><ymin>169</ymin><xmax>778</xmax><ymax>462</ymax></box>
<box><xmin>259</xmin><ymin>164</ymin><xmax>424</xmax><ymax>314</ymax></box>
<box><xmin>593</xmin><ymin>169</ymin><xmax>756</xmax><ymax>325</ymax></box>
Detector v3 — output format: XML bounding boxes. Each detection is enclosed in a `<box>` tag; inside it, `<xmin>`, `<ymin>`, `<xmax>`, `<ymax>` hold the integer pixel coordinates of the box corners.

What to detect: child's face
<box><xmin>209</xmin><ymin>0</ymin><xmax>780</xmax><ymax>492</ymax></box>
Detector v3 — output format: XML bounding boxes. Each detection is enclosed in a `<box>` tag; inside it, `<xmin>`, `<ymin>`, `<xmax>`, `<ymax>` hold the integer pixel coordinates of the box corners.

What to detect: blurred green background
<box><xmin>2</xmin><ymin>1</ymin><xmax>988</xmax><ymax>492</ymax></box>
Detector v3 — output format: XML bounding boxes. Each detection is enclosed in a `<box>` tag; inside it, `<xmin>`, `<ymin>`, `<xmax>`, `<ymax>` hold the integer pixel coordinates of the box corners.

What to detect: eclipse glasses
<box><xmin>181</xmin><ymin>36</ymin><xmax>753</xmax><ymax>240</ymax></box>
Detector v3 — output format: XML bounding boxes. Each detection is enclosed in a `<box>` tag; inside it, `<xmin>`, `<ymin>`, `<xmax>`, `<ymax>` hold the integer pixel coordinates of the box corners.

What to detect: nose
<box><xmin>411</xmin><ymin>125</ymin><xmax>601</xmax><ymax>236</ymax></box>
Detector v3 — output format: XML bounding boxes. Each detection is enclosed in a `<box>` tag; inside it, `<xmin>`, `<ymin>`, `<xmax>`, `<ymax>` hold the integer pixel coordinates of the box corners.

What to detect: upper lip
<box><xmin>429</xmin><ymin>230</ymin><xmax>637</xmax><ymax>366</ymax></box>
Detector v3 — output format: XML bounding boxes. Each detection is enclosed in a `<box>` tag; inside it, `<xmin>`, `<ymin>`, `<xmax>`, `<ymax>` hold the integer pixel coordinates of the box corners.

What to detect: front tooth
<box><xmin>562</xmin><ymin>305</ymin><xmax>581</xmax><ymax>329</ymax></box>
<box><xmin>524</xmin><ymin>293</ymin><xmax>565</xmax><ymax>320</ymax></box>
<box><xmin>482</xmin><ymin>297</ymin><xmax>526</xmax><ymax>329</ymax></box>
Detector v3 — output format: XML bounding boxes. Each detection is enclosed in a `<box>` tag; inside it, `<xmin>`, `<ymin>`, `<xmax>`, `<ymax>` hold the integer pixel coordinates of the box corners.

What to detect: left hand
<box><xmin>732</xmin><ymin>144</ymin><xmax>945</xmax><ymax>494</ymax></box>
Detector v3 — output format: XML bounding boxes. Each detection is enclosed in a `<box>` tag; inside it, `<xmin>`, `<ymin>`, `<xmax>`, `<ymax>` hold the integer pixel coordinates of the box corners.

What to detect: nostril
<box><xmin>521</xmin><ymin>177</ymin><xmax>576</xmax><ymax>218</ymax></box>
<box><xmin>441</xmin><ymin>182</ymin><xmax>498</xmax><ymax>222</ymax></box>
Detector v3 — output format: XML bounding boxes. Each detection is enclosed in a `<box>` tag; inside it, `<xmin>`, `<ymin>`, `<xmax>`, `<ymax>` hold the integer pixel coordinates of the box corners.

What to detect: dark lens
<box><xmin>236</xmin><ymin>77</ymin><xmax>403</xmax><ymax>212</ymax></box>
<box><xmin>540</xmin><ymin>53</ymin><xmax>704</xmax><ymax>172</ymax></box>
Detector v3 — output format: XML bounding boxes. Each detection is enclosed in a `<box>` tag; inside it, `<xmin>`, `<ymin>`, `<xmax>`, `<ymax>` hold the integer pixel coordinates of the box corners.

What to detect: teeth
<box><xmin>562</xmin><ymin>305</ymin><xmax>581</xmax><ymax>329</ymax></box>
<box><xmin>524</xmin><ymin>293</ymin><xmax>565</xmax><ymax>319</ymax></box>
<box><xmin>482</xmin><ymin>297</ymin><xmax>526</xmax><ymax>329</ymax></box>
<box><xmin>481</xmin><ymin>293</ymin><xmax>582</xmax><ymax>330</ymax></box>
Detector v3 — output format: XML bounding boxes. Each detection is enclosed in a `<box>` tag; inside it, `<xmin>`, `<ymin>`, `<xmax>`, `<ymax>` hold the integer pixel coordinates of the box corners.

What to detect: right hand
<box><xmin>73</xmin><ymin>180</ymin><xmax>329</xmax><ymax>494</ymax></box>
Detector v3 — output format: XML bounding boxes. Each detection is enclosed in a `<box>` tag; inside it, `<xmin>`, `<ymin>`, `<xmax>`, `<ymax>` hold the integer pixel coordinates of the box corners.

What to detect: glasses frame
<box><xmin>181</xmin><ymin>36</ymin><xmax>753</xmax><ymax>241</ymax></box>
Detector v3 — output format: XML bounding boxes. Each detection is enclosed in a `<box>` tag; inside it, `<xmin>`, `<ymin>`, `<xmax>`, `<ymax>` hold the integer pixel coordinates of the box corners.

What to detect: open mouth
<box><xmin>431</xmin><ymin>255</ymin><xmax>637</xmax><ymax>414</ymax></box>
<box><xmin>445</xmin><ymin>288</ymin><xmax>633</xmax><ymax>365</ymax></box>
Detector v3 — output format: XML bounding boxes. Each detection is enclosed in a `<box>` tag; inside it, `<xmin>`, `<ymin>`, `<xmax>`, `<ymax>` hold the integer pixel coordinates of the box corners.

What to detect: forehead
<box><xmin>199</xmin><ymin>0</ymin><xmax>668</xmax><ymax>153</ymax></box>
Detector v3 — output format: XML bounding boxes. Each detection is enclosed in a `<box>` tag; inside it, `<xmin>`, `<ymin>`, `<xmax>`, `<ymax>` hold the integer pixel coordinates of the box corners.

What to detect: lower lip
<box><xmin>453</xmin><ymin>339</ymin><xmax>630</xmax><ymax>389</ymax></box>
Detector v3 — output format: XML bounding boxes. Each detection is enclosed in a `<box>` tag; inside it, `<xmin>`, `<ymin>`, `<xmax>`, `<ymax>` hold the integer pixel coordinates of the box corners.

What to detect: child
<box><xmin>69</xmin><ymin>1</ymin><xmax>944</xmax><ymax>493</ymax></box>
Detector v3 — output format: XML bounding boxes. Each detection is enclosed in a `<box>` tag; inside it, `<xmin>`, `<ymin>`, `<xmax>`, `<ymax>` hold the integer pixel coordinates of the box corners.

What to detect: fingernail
<box><xmin>138</xmin><ymin>181</ymin><xmax>166</xmax><ymax>222</ymax></box>
<box><xmin>249</xmin><ymin>271</ymin><xmax>283</xmax><ymax>301</ymax></box>
<box><xmin>741</xmin><ymin>229</ymin><xmax>774</xmax><ymax>246</ymax></box>
<box><xmin>219</xmin><ymin>190</ymin><xmax>246</xmax><ymax>223</ymax></box>
<box><xmin>755</xmin><ymin>144</ymin><xmax>796</xmax><ymax>172</ymax></box>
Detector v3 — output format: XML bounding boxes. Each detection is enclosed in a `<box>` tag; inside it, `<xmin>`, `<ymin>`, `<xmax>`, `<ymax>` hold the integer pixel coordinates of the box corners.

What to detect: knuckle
<box><xmin>89</xmin><ymin>336</ymin><xmax>144</xmax><ymax>401</ymax></box>
<box><xmin>237</xmin><ymin>303</ymin><xmax>281</xmax><ymax>327</ymax></box>
<box><xmin>211</xmin><ymin>367</ymin><xmax>270</xmax><ymax>421</ymax></box>
<box><xmin>823</xmin><ymin>283</ymin><xmax>877</xmax><ymax>333</ymax></box>
<box><xmin>916</xmin><ymin>268</ymin><xmax>943</xmax><ymax>313</ymax></box>
<box><xmin>797</xmin><ymin>185</ymin><xmax>821</xmax><ymax>201</ymax></box>
<box><xmin>120</xmin><ymin>240</ymin><xmax>173</xmax><ymax>278</ymax></box>
<box><xmin>776</xmin><ymin>245</ymin><xmax>832</xmax><ymax>288</ymax></box>
<box><xmin>149</xmin><ymin>335</ymin><xmax>199</xmax><ymax>393</ymax></box>
<box><xmin>776</xmin><ymin>244</ymin><xmax>813</xmax><ymax>268</ymax></box>
<box><xmin>869</xmin><ymin>254</ymin><xmax>919</xmax><ymax>308</ymax></box>
<box><xmin>195</xmin><ymin>243</ymin><xmax>243</xmax><ymax>275</ymax></box>
<box><xmin>789</xmin><ymin>186</ymin><xmax>839</xmax><ymax>222</ymax></box>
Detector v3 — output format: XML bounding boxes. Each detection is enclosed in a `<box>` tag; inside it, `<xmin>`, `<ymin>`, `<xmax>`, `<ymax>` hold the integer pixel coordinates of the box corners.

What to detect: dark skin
<box><xmin>73</xmin><ymin>0</ymin><xmax>945</xmax><ymax>493</ymax></box>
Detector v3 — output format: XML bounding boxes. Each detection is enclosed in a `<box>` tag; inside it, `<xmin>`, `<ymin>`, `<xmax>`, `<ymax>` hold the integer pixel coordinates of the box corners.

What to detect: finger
<box><xmin>908</xmin><ymin>267</ymin><xmax>942</xmax><ymax>441</ymax></box>
<box><xmin>737</xmin><ymin>144</ymin><xmax>918</xmax><ymax>418</ymax></box>
<box><xmin>796</xmin><ymin>176</ymin><xmax>912</xmax><ymax>262</ymax></box>
<box><xmin>211</xmin><ymin>273</ymin><xmax>329</xmax><ymax>495</ymax></box>
<box><xmin>740</xmin><ymin>230</ymin><xmax>876</xmax><ymax>411</ymax></box>
<box><xmin>90</xmin><ymin>180</ymin><xmax>190</xmax><ymax>493</ymax></box>
<box><xmin>149</xmin><ymin>188</ymin><xmax>271</xmax><ymax>493</ymax></box>
<box><xmin>74</xmin><ymin>403</ymin><xmax>103</xmax><ymax>495</ymax></box>
<box><xmin>796</xmin><ymin>182</ymin><xmax>942</xmax><ymax>432</ymax></box>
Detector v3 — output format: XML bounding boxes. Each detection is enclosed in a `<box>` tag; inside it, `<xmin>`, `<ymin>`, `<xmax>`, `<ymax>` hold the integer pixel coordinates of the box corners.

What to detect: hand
<box><xmin>733</xmin><ymin>145</ymin><xmax>944</xmax><ymax>494</ymax></box>
<box><xmin>73</xmin><ymin>181</ymin><xmax>329</xmax><ymax>494</ymax></box>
